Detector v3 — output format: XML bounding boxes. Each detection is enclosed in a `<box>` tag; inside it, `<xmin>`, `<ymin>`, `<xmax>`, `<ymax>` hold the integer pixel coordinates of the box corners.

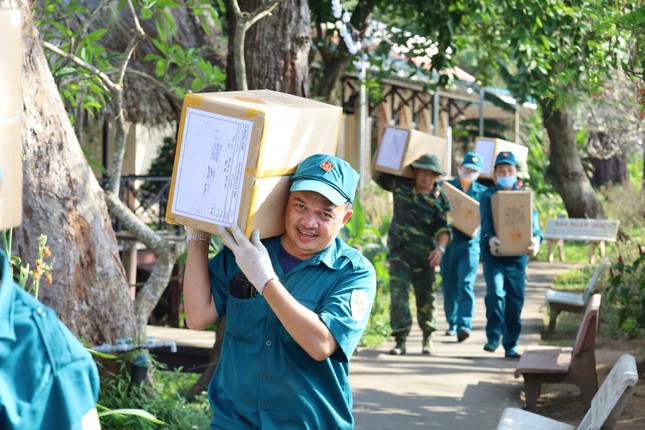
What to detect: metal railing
<box><xmin>100</xmin><ymin>175</ymin><xmax>182</xmax><ymax>235</ymax></box>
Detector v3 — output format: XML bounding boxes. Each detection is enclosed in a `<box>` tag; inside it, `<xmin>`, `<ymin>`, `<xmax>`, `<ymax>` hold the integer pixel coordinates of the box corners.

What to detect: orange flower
<box><xmin>45</xmin><ymin>273</ymin><xmax>53</xmax><ymax>285</ymax></box>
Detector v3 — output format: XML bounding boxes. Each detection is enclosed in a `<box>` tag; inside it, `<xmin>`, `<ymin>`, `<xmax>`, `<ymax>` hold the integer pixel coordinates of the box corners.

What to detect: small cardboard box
<box><xmin>373</xmin><ymin>125</ymin><xmax>448</xmax><ymax>178</ymax></box>
<box><xmin>0</xmin><ymin>9</ymin><xmax>23</xmax><ymax>230</ymax></box>
<box><xmin>442</xmin><ymin>181</ymin><xmax>480</xmax><ymax>237</ymax></box>
<box><xmin>166</xmin><ymin>90</ymin><xmax>342</xmax><ymax>238</ymax></box>
<box><xmin>474</xmin><ymin>137</ymin><xmax>529</xmax><ymax>179</ymax></box>
<box><xmin>491</xmin><ymin>191</ymin><xmax>532</xmax><ymax>255</ymax></box>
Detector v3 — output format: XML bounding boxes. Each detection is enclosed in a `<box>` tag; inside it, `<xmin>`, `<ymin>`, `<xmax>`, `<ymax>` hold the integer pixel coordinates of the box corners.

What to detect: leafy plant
<box><xmin>604</xmin><ymin>244</ymin><xmax>645</xmax><ymax>339</ymax></box>
<box><xmin>98</xmin><ymin>355</ymin><xmax>210</xmax><ymax>429</ymax></box>
<box><xmin>341</xmin><ymin>195</ymin><xmax>392</xmax><ymax>346</ymax></box>
<box><xmin>1</xmin><ymin>230</ymin><xmax>55</xmax><ymax>300</ymax></box>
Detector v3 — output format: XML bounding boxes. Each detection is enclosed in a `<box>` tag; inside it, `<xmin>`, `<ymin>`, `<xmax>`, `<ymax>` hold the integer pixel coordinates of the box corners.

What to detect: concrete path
<box><xmin>349</xmin><ymin>261</ymin><xmax>583</xmax><ymax>430</ymax></box>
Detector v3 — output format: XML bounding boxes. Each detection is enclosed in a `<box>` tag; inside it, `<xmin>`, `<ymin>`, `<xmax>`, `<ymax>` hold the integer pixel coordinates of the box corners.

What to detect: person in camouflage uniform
<box><xmin>374</xmin><ymin>154</ymin><xmax>451</xmax><ymax>355</ymax></box>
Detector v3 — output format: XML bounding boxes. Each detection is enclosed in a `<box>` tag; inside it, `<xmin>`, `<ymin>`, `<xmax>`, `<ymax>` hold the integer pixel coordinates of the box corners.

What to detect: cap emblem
<box><xmin>320</xmin><ymin>160</ymin><xmax>334</xmax><ymax>172</ymax></box>
<box><xmin>472</xmin><ymin>156</ymin><xmax>478</xmax><ymax>162</ymax></box>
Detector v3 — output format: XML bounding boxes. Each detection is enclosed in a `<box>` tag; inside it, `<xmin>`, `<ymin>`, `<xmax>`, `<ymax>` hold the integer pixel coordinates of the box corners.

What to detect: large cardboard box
<box><xmin>166</xmin><ymin>90</ymin><xmax>342</xmax><ymax>238</ymax></box>
<box><xmin>0</xmin><ymin>9</ymin><xmax>22</xmax><ymax>230</ymax></box>
<box><xmin>442</xmin><ymin>182</ymin><xmax>480</xmax><ymax>237</ymax></box>
<box><xmin>474</xmin><ymin>137</ymin><xmax>529</xmax><ymax>179</ymax></box>
<box><xmin>373</xmin><ymin>125</ymin><xmax>448</xmax><ymax>178</ymax></box>
<box><xmin>491</xmin><ymin>191</ymin><xmax>532</xmax><ymax>255</ymax></box>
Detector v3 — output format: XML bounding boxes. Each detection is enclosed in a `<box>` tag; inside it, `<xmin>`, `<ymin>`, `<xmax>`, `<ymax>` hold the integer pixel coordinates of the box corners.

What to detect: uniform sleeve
<box><xmin>373</xmin><ymin>171</ymin><xmax>398</xmax><ymax>192</ymax></box>
<box><xmin>318</xmin><ymin>258</ymin><xmax>376</xmax><ymax>363</ymax></box>
<box><xmin>479</xmin><ymin>189</ymin><xmax>495</xmax><ymax>248</ymax></box>
<box><xmin>35</xmin><ymin>310</ymin><xmax>100</xmax><ymax>430</ymax></box>
<box><xmin>532</xmin><ymin>207</ymin><xmax>544</xmax><ymax>243</ymax></box>
<box><xmin>208</xmin><ymin>247</ymin><xmax>237</xmax><ymax>319</ymax></box>
<box><xmin>430</xmin><ymin>191</ymin><xmax>452</xmax><ymax>242</ymax></box>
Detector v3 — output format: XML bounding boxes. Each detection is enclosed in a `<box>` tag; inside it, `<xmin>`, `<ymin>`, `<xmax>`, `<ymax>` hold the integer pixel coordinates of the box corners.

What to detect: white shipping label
<box><xmin>376</xmin><ymin>127</ymin><xmax>409</xmax><ymax>170</ymax></box>
<box><xmin>172</xmin><ymin>108</ymin><xmax>254</xmax><ymax>225</ymax></box>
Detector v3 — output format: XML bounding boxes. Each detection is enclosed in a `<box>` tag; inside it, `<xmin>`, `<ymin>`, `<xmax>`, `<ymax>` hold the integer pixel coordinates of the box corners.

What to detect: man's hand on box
<box><xmin>528</xmin><ymin>236</ymin><xmax>541</xmax><ymax>258</ymax></box>
<box><xmin>216</xmin><ymin>224</ymin><xmax>277</xmax><ymax>295</ymax></box>
<box><xmin>489</xmin><ymin>236</ymin><xmax>503</xmax><ymax>256</ymax></box>
<box><xmin>186</xmin><ymin>226</ymin><xmax>211</xmax><ymax>242</ymax></box>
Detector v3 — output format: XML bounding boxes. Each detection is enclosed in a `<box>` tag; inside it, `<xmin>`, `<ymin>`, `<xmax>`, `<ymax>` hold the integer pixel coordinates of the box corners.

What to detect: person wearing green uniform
<box><xmin>440</xmin><ymin>152</ymin><xmax>488</xmax><ymax>342</ymax></box>
<box><xmin>183</xmin><ymin>154</ymin><xmax>376</xmax><ymax>430</ymax></box>
<box><xmin>479</xmin><ymin>151</ymin><xmax>543</xmax><ymax>359</ymax></box>
<box><xmin>0</xmin><ymin>172</ymin><xmax>100</xmax><ymax>429</ymax></box>
<box><xmin>374</xmin><ymin>153</ymin><xmax>451</xmax><ymax>355</ymax></box>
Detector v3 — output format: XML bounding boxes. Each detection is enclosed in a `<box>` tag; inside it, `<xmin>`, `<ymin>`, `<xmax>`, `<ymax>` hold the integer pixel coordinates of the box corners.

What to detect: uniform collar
<box><xmin>0</xmin><ymin>249</ymin><xmax>17</xmax><ymax>341</ymax></box>
<box><xmin>268</xmin><ymin>236</ymin><xmax>354</xmax><ymax>272</ymax></box>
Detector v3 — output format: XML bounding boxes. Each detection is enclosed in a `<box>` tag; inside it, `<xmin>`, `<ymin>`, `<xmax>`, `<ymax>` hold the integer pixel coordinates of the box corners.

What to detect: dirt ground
<box><xmin>529</xmin><ymin>337</ymin><xmax>645</xmax><ymax>428</ymax></box>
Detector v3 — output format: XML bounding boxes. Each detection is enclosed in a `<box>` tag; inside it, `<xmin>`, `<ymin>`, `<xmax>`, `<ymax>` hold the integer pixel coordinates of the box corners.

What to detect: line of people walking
<box><xmin>375</xmin><ymin>150</ymin><xmax>543</xmax><ymax>359</ymax></box>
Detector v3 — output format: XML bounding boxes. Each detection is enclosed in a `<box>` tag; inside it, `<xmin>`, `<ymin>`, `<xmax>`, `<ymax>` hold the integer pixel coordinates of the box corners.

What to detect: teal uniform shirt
<box><xmin>0</xmin><ymin>250</ymin><xmax>100</xmax><ymax>429</ymax></box>
<box><xmin>208</xmin><ymin>236</ymin><xmax>376</xmax><ymax>430</ymax></box>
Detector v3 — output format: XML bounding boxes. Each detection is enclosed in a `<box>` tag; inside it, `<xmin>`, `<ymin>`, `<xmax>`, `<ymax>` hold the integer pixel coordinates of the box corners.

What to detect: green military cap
<box><xmin>290</xmin><ymin>153</ymin><xmax>360</xmax><ymax>205</ymax></box>
<box><xmin>411</xmin><ymin>153</ymin><xmax>445</xmax><ymax>175</ymax></box>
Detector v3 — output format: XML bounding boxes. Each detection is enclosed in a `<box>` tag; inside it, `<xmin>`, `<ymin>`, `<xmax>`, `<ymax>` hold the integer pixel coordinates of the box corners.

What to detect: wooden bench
<box><xmin>544</xmin><ymin>258</ymin><xmax>610</xmax><ymax>333</ymax></box>
<box><xmin>543</xmin><ymin>218</ymin><xmax>619</xmax><ymax>264</ymax></box>
<box><xmin>514</xmin><ymin>294</ymin><xmax>602</xmax><ymax>412</ymax></box>
<box><xmin>497</xmin><ymin>354</ymin><xmax>638</xmax><ymax>430</ymax></box>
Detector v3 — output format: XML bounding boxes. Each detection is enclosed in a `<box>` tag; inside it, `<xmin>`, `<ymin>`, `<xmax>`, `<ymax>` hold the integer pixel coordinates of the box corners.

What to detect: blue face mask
<box><xmin>496</xmin><ymin>175</ymin><xmax>517</xmax><ymax>188</ymax></box>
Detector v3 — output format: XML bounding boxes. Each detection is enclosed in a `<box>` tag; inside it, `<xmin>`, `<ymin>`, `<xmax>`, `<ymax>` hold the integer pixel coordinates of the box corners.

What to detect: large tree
<box><xmin>480</xmin><ymin>0</ymin><xmax>638</xmax><ymax>218</ymax></box>
<box><xmin>7</xmin><ymin>0</ymin><xmax>135</xmax><ymax>344</ymax></box>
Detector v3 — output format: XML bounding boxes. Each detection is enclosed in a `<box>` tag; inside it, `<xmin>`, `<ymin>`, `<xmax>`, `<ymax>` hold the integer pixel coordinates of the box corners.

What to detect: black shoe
<box><xmin>457</xmin><ymin>330</ymin><xmax>470</xmax><ymax>343</ymax></box>
<box><xmin>421</xmin><ymin>337</ymin><xmax>432</xmax><ymax>354</ymax></box>
<box><xmin>389</xmin><ymin>341</ymin><xmax>406</xmax><ymax>355</ymax></box>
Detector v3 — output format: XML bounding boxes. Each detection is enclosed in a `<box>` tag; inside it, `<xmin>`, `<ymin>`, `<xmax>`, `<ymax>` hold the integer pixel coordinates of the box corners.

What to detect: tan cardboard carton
<box><xmin>442</xmin><ymin>181</ymin><xmax>480</xmax><ymax>237</ymax></box>
<box><xmin>474</xmin><ymin>137</ymin><xmax>529</xmax><ymax>179</ymax></box>
<box><xmin>166</xmin><ymin>90</ymin><xmax>342</xmax><ymax>238</ymax></box>
<box><xmin>373</xmin><ymin>125</ymin><xmax>448</xmax><ymax>178</ymax></box>
<box><xmin>0</xmin><ymin>9</ymin><xmax>23</xmax><ymax>230</ymax></box>
<box><xmin>491</xmin><ymin>191</ymin><xmax>532</xmax><ymax>255</ymax></box>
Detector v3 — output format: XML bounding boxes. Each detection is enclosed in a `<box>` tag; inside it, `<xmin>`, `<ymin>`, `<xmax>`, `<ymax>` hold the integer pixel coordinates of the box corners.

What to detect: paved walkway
<box><xmin>349</xmin><ymin>261</ymin><xmax>583</xmax><ymax>429</ymax></box>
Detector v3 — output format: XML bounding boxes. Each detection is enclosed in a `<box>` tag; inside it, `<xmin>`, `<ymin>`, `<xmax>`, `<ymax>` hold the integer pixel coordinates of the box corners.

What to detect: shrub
<box><xmin>604</xmin><ymin>244</ymin><xmax>645</xmax><ymax>339</ymax></box>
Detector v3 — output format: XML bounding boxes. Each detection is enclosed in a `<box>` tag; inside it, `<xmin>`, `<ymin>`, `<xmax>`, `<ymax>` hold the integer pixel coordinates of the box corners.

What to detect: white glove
<box><xmin>186</xmin><ymin>225</ymin><xmax>211</xmax><ymax>242</ymax></box>
<box><xmin>528</xmin><ymin>236</ymin><xmax>541</xmax><ymax>257</ymax></box>
<box><xmin>216</xmin><ymin>224</ymin><xmax>277</xmax><ymax>294</ymax></box>
<box><xmin>489</xmin><ymin>236</ymin><xmax>503</xmax><ymax>256</ymax></box>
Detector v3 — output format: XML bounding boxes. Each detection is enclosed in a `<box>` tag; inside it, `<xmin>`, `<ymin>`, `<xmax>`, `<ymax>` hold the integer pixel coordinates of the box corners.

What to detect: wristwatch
<box><xmin>437</xmin><ymin>246</ymin><xmax>446</xmax><ymax>254</ymax></box>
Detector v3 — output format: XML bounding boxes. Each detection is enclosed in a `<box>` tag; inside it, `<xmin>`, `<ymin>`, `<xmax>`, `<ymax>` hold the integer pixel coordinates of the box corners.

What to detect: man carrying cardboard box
<box><xmin>439</xmin><ymin>152</ymin><xmax>489</xmax><ymax>343</ymax></box>
<box><xmin>374</xmin><ymin>153</ymin><xmax>451</xmax><ymax>356</ymax></box>
<box><xmin>479</xmin><ymin>151</ymin><xmax>543</xmax><ymax>359</ymax></box>
<box><xmin>183</xmin><ymin>153</ymin><xmax>376</xmax><ymax>429</ymax></box>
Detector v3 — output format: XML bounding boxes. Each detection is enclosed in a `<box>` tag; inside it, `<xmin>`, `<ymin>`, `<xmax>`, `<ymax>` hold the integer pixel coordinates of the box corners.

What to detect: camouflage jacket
<box><xmin>374</xmin><ymin>172</ymin><xmax>452</xmax><ymax>259</ymax></box>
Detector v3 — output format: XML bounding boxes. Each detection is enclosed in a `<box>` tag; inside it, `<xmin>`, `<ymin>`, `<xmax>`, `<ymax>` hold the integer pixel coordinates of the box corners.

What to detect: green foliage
<box><xmin>478</xmin><ymin>0</ymin><xmax>635</xmax><ymax>104</ymax></box>
<box><xmin>98</xmin><ymin>357</ymin><xmax>210</xmax><ymax>429</ymax></box>
<box><xmin>605</xmin><ymin>245</ymin><xmax>645</xmax><ymax>339</ymax></box>
<box><xmin>34</xmin><ymin>0</ymin><xmax>226</xmax><ymax>122</ymax></box>
<box><xmin>340</xmin><ymin>192</ymin><xmax>392</xmax><ymax>346</ymax></box>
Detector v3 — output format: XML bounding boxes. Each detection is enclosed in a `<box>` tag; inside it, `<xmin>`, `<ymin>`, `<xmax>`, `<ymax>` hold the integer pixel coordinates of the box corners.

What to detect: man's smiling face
<box><xmin>281</xmin><ymin>190</ymin><xmax>353</xmax><ymax>260</ymax></box>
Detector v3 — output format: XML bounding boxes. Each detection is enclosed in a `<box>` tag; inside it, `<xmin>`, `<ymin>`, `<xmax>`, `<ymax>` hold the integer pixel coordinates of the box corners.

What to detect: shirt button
<box><xmin>261</xmin><ymin>372</ymin><xmax>268</xmax><ymax>380</ymax></box>
<box><xmin>260</xmin><ymin>403</ymin><xmax>266</xmax><ymax>410</ymax></box>
<box><xmin>265</xmin><ymin>340</ymin><xmax>272</xmax><ymax>347</ymax></box>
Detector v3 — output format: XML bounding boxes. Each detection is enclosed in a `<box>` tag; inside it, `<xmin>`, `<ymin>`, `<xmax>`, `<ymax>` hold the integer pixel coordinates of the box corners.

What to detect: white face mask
<box><xmin>460</xmin><ymin>167</ymin><xmax>480</xmax><ymax>183</ymax></box>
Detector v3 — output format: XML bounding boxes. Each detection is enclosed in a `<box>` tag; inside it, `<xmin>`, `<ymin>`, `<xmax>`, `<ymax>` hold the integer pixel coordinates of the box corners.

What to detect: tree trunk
<box><xmin>239</xmin><ymin>0</ymin><xmax>311</xmax><ymax>95</ymax></box>
<box><xmin>541</xmin><ymin>99</ymin><xmax>604</xmax><ymax>219</ymax></box>
<box><xmin>13</xmin><ymin>0</ymin><xmax>135</xmax><ymax>344</ymax></box>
